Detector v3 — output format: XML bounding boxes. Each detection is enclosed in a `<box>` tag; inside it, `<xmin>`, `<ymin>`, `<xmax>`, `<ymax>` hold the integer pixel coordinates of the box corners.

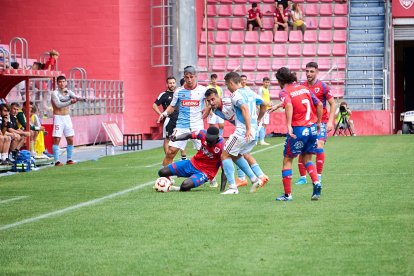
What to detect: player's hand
<box><xmin>245</xmin><ymin>129</ymin><xmax>252</xmax><ymax>141</ymax></box>
<box><xmin>157</xmin><ymin>112</ymin><xmax>167</xmax><ymax>123</ymax></box>
<box><xmin>70</xmin><ymin>98</ymin><xmax>78</xmax><ymax>104</ymax></box>
<box><xmin>288</xmin><ymin>126</ymin><xmax>296</xmax><ymax>139</ymax></box>
<box><xmin>326</xmin><ymin>122</ymin><xmax>333</xmax><ymax>132</ymax></box>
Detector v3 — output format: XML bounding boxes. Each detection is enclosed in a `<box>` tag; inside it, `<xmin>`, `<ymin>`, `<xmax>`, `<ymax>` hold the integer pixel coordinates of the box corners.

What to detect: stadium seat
<box><xmin>305</xmin><ymin>4</ymin><xmax>318</xmax><ymax>16</ymax></box>
<box><xmin>289</xmin><ymin>30</ymin><xmax>303</xmax><ymax>43</ymax></box>
<box><xmin>228</xmin><ymin>44</ymin><xmax>243</xmax><ymax>57</ymax></box>
<box><xmin>330</xmin><ymin>71</ymin><xmax>345</xmax><ymax>84</ymax></box>
<box><xmin>233</xmin><ymin>0</ymin><xmax>247</xmax><ymax>3</ymax></box>
<box><xmin>272</xmin><ymin>58</ymin><xmax>287</xmax><ymax>71</ymax></box>
<box><xmin>206</xmin><ymin>5</ymin><xmax>216</xmax><ymax>16</ymax></box>
<box><xmin>197</xmin><ymin>72</ymin><xmax>209</xmax><ymax>84</ymax></box>
<box><xmin>263</xmin><ymin>0</ymin><xmax>276</xmax><ymax>3</ymax></box>
<box><xmin>233</xmin><ymin>4</ymin><xmax>247</xmax><ymax>16</ymax></box>
<box><xmin>219</xmin><ymin>0</ymin><xmax>232</xmax><ymax>3</ymax></box>
<box><xmin>304</xmin><ymin>30</ymin><xmax>317</xmax><ymax>43</ymax></box>
<box><xmin>258</xmin><ymin>44</ymin><xmax>272</xmax><ymax>57</ymax></box>
<box><xmin>332</xmin><ymin>44</ymin><xmax>346</xmax><ymax>56</ymax></box>
<box><xmin>212</xmin><ymin>59</ymin><xmax>227</xmax><ymax>71</ymax></box>
<box><xmin>243</xmin><ymin>44</ymin><xmax>258</xmax><ymax>57</ymax></box>
<box><xmin>245</xmin><ymin>31</ymin><xmax>259</xmax><ymax>43</ymax></box>
<box><xmin>214</xmin><ymin>45</ymin><xmax>227</xmax><ymax>57</ymax></box>
<box><xmin>198</xmin><ymin>44</ymin><xmax>212</xmax><ymax>57</ymax></box>
<box><xmin>331</xmin><ymin>85</ymin><xmax>345</xmax><ymax>97</ymax></box>
<box><xmin>317</xmin><ymin>44</ymin><xmax>331</xmax><ymax>56</ymax></box>
<box><xmin>288</xmin><ymin>44</ymin><xmax>301</xmax><ymax>57</ymax></box>
<box><xmin>227</xmin><ymin>59</ymin><xmax>242</xmax><ymax>71</ymax></box>
<box><xmin>274</xmin><ymin>31</ymin><xmax>288</xmax><ymax>43</ymax></box>
<box><xmin>197</xmin><ymin>58</ymin><xmax>207</xmax><ymax>70</ymax></box>
<box><xmin>319</xmin><ymin>17</ymin><xmax>333</xmax><ymax>29</ymax></box>
<box><xmin>334</xmin><ymin>17</ymin><xmax>348</xmax><ymax>29</ymax></box>
<box><xmin>218</xmin><ymin>5</ymin><xmax>232</xmax><ymax>16</ymax></box>
<box><xmin>334</xmin><ymin>4</ymin><xmax>348</xmax><ymax>15</ymax></box>
<box><xmin>319</xmin><ymin>4</ymin><xmax>333</xmax><ymax>16</ymax></box>
<box><xmin>305</xmin><ymin>17</ymin><xmax>318</xmax><ymax>30</ymax></box>
<box><xmin>318</xmin><ymin>58</ymin><xmax>332</xmax><ymax>70</ymax></box>
<box><xmin>259</xmin><ymin>31</ymin><xmax>274</xmax><ymax>43</ymax></box>
<box><xmin>333</xmin><ymin>30</ymin><xmax>347</xmax><ymax>42</ymax></box>
<box><xmin>320</xmin><ymin>0</ymin><xmax>333</xmax><ymax>2</ymax></box>
<box><xmin>242</xmin><ymin>59</ymin><xmax>256</xmax><ymax>71</ymax></box>
<box><xmin>255</xmin><ymin>72</ymin><xmax>271</xmax><ymax>85</ymax></box>
<box><xmin>230</xmin><ymin>31</ymin><xmax>244</xmax><ymax>43</ymax></box>
<box><xmin>270</xmin><ymin>88</ymin><xmax>281</xmax><ymax>99</ymax></box>
<box><xmin>217</xmin><ymin>18</ymin><xmax>231</xmax><ymax>30</ymax></box>
<box><xmin>257</xmin><ymin>58</ymin><xmax>271</xmax><ymax>71</ymax></box>
<box><xmin>203</xmin><ymin>18</ymin><xmax>216</xmax><ymax>30</ymax></box>
<box><xmin>208</xmin><ymin>0</ymin><xmax>218</xmax><ymax>3</ymax></box>
<box><xmin>302</xmin><ymin>44</ymin><xmax>317</xmax><ymax>56</ymax></box>
<box><xmin>334</xmin><ymin>57</ymin><xmax>346</xmax><ymax>70</ymax></box>
<box><xmin>318</xmin><ymin>30</ymin><xmax>332</xmax><ymax>43</ymax></box>
<box><xmin>262</xmin><ymin>17</ymin><xmax>274</xmax><ymax>30</ymax></box>
<box><xmin>231</xmin><ymin>18</ymin><xmax>246</xmax><ymax>30</ymax></box>
<box><xmin>301</xmin><ymin>58</ymin><xmax>312</xmax><ymax>70</ymax></box>
<box><xmin>287</xmin><ymin>58</ymin><xmax>301</xmax><ymax>70</ymax></box>
<box><xmin>273</xmin><ymin>44</ymin><xmax>287</xmax><ymax>56</ymax></box>
<box><xmin>215</xmin><ymin>31</ymin><xmax>229</xmax><ymax>43</ymax></box>
<box><xmin>306</xmin><ymin>0</ymin><xmax>318</xmax><ymax>2</ymax></box>
<box><xmin>200</xmin><ymin>31</ymin><xmax>214</xmax><ymax>43</ymax></box>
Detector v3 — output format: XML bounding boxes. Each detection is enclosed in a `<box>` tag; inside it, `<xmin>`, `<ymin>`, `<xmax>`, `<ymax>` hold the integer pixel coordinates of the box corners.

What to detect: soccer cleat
<box><xmin>259</xmin><ymin>175</ymin><xmax>269</xmax><ymax>187</ymax></box>
<box><xmin>235</xmin><ymin>178</ymin><xmax>248</xmax><ymax>187</ymax></box>
<box><xmin>295</xmin><ymin>176</ymin><xmax>307</xmax><ymax>185</ymax></box>
<box><xmin>209</xmin><ymin>179</ymin><xmax>218</xmax><ymax>188</ymax></box>
<box><xmin>260</xmin><ymin>141</ymin><xmax>270</xmax><ymax>146</ymax></box>
<box><xmin>311</xmin><ymin>183</ymin><xmax>322</xmax><ymax>200</ymax></box>
<box><xmin>66</xmin><ymin>160</ymin><xmax>76</xmax><ymax>165</ymax></box>
<box><xmin>170</xmin><ymin>185</ymin><xmax>180</xmax><ymax>191</ymax></box>
<box><xmin>55</xmin><ymin>161</ymin><xmax>64</xmax><ymax>166</ymax></box>
<box><xmin>221</xmin><ymin>188</ymin><xmax>239</xmax><ymax>195</ymax></box>
<box><xmin>276</xmin><ymin>194</ymin><xmax>293</xmax><ymax>201</ymax></box>
<box><xmin>250</xmin><ymin>178</ymin><xmax>263</xmax><ymax>193</ymax></box>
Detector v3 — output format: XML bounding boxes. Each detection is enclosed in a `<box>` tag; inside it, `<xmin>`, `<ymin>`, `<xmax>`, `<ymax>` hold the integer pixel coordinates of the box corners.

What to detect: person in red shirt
<box><xmin>273</xmin><ymin>3</ymin><xmax>289</xmax><ymax>32</ymax></box>
<box><xmin>158</xmin><ymin>127</ymin><xmax>225</xmax><ymax>192</ymax></box>
<box><xmin>296</xmin><ymin>62</ymin><xmax>336</xmax><ymax>185</ymax></box>
<box><xmin>44</xmin><ymin>49</ymin><xmax>59</xmax><ymax>71</ymax></box>
<box><xmin>247</xmin><ymin>3</ymin><xmax>264</xmax><ymax>31</ymax></box>
<box><xmin>273</xmin><ymin>67</ymin><xmax>323</xmax><ymax>201</ymax></box>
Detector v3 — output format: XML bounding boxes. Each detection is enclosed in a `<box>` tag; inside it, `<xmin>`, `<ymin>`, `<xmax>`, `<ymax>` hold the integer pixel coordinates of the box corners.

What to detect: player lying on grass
<box><xmin>158</xmin><ymin>127</ymin><xmax>225</xmax><ymax>192</ymax></box>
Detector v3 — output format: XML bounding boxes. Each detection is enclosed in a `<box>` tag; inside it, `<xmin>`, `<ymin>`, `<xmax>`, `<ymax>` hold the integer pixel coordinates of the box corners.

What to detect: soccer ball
<box><xmin>154</xmin><ymin>177</ymin><xmax>171</xmax><ymax>193</ymax></box>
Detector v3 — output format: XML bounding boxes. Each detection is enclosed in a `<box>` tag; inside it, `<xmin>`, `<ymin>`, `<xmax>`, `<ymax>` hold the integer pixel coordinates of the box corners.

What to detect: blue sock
<box><xmin>52</xmin><ymin>145</ymin><xmax>59</xmax><ymax>162</ymax></box>
<box><xmin>67</xmin><ymin>145</ymin><xmax>74</xmax><ymax>160</ymax></box>
<box><xmin>236</xmin><ymin>166</ymin><xmax>246</xmax><ymax>179</ymax></box>
<box><xmin>251</xmin><ymin>163</ymin><xmax>264</xmax><ymax>177</ymax></box>
<box><xmin>222</xmin><ymin>158</ymin><xmax>235</xmax><ymax>185</ymax></box>
<box><xmin>259</xmin><ymin>127</ymin><xmax>265</xmax><ymax>141</ymax></box>
<box><xmin>235</xmin><ymin>157</ymin><xmax>256</xmax><ymax>181</ymax></box>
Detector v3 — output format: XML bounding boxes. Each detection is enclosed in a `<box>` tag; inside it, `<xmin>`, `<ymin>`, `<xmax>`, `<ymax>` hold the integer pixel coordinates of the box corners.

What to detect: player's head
<box><xmin>252</xmin><ymin>3</ymin><xmax>258</xmax><ymax>9</ymax></box>
<box><xmin>263</xmin><ymin>77</ymin><xmax>270</xmax><ymax>88</ymax></box>
<box><xmin>240</xmin><ymin>74</ymin><xmax>247</xmax><ymax>87</ymax></box>
<box><xmin>166</xmin><ymin>76</ymin><xmax>176</xmax><ymax>91</ymax></box>
<box><xmin>205</xmin><ymin>88</ymin><xmax>221</xmax><ymax>109</ymax></box>
<box><xmin>57</xmin><ymin>75</ymin><xmax>67</xmax><ymax>89</ymax></box>
<box><xmin>275</xmin><ymin>67</ymin><xmax>297</xmax><ymax>89</ymax></box>
<box><xmin>210</xmin><ymin>73</ymin><xmax>218</xmax><ymax>85</ymax></box>
<box><xmin>183</xmin><ymin>65</ymin><xmax>197</xmax><ymax>89</ymax></box>
<box><xmin>305</xmin><ymin>62</ymin><xmax>318</xmax><ymax>83</ymax></box>
<box><xmin>10</xmin><ymin>102</ymin><xmax>20</xmax><ymax>115</ymax></box>
<box><xmin>206</xmin><ymin>126</ymin><xmax>220</xmax><ymax>146</ymax></box>
<box><xmin>225</xmin><ymin>72</ymin><xmax>242</xmax><ymax>92</ymax></box>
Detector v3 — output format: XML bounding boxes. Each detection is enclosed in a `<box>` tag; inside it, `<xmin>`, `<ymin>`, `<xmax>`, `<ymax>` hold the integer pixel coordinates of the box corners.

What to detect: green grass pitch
<box><xmin>0</xmin><ymin>135</ymin><xmax>413</xmax><ymax>275</ymax></box>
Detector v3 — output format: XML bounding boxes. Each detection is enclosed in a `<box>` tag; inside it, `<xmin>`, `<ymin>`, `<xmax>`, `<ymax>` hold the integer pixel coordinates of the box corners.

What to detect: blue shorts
<box><xmin>284</xmin><ymin>124</ymin><xmax>318</xmax><ymax>158</ymax></box>
<box><xmin>318</xmin><ymin>123</ymin><xmax>327</xmax><ymax>143</ymax></box>
<box><xmin>167</xmin><ymin>160</ymin><xmax>209</xmax><ymax>188</ymax></box>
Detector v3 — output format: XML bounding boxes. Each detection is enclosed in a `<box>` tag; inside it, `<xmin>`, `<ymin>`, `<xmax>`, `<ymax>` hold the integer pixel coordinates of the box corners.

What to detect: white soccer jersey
<box><xmin>171</xmin><ymin>85</ymin><xmax>206</xmax><ymax>130</ymax></box>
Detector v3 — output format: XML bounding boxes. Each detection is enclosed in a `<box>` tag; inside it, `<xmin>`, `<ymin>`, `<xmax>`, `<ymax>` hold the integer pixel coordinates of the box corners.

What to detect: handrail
<box><xmin>69</xmin><ymin>67</ymin><xmax>87</xmax><ymax>80</ymax></box>
<box><xmin>9</xmin><ymin>37</ymin><xmax>29</xmax><ymax>69</ymax></box>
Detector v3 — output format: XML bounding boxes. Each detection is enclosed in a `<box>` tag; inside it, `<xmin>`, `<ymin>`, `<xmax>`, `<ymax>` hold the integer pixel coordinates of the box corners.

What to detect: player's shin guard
<box><xmin>305</xmin><ymin>161</ymin><xmax>319</xmax><ymax>184</ymax></box>
<box><xmin>52</xmin><ymin>145</ymin><xmax>59</xmax><ymax>162</ymax></box>
<box><xmin>235</xmin><ymin>157</ymin><xmax>257</xmax><ymax>182</ymax></box>
<box><xmin>298</xmin><ymin>156</ymin><xmax>307</xmax><ymax>177</ymax></box>
<box><xmin>316</xmin><ymin>148</ymin><xmax>325</xmax><ymax>175</ymax></box>
<box><xmin>67</xmin><ymin>145</ymin><xmax>74</xmax><ymax>160</ymax></box>
<box><xmin>236</xmin><ymin>166</ymin><xmax>246</xmax><ymax>179</ymax></box>
<box><xmin>282</xmin><ymin>169</ymin><xmax>292</xmax><ymax>195</ymax></box>
<box><xmin>251</xmin><ymin>163</ymin><xmax>264</xmax><ymax>177</ymax></box>
<box><xmin>222</xmin><ymin>158</ymin><xmax>236</xmax><ymax>186</ymax></box>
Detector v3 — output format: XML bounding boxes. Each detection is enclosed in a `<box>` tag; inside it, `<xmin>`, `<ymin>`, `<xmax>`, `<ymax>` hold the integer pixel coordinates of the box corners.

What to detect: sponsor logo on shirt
<box><xmin>182</xmin><ymin>100</ymin><xmax>200</xmax><ymax>107</ymax></box>
<box><xmin>400</xmin><ymin>0</ymin><xmax>414</xmax><ymax>9</ymax></box>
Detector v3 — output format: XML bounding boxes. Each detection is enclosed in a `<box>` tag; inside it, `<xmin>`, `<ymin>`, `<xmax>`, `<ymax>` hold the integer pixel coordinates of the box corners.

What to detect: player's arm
<box><xmin>51</xmin><ymin>91</ymin><xmax>72</xmax><ymax>108</ymax></box>
<box><xmin>240</xmin><ymin>104</ymin><xmax>252</xmax><ymax>139</ymax></box>
<box><xmin>202</xmin><ymin>104</ymin><xmax>212</xmax><ymax>119</ymax></box>
<box><xmin>326</xmin><ymin>97</ymin><xmax>336</xmax><ymax>132</ymax></box>
<box><xmin>316</xmin><ymin>102</ymin><xmax>323</xmax><ymax>128</ymax></box>
<box><xmin>157</xmin><ymin>105</ymin><xmax>175</xmax><ymax>123</ymax></box>
<box><xmin>285</xmin><ymin>102</ymin><xmax>295</xmax><ymax>139</ymax></box>
<box><xmin>68</xmin><ymin>90</ymin><xmax>87</xmax><ymax>102</ymax></box>
<box><xmin>152</xmin><ymin>103</ymin><xmax>162</xmax><ymax>116</ymax></box>
<box><xmin>170</xmin><ymin>132</ymin><xmax>192</xmax><ymax>142</ymax></box>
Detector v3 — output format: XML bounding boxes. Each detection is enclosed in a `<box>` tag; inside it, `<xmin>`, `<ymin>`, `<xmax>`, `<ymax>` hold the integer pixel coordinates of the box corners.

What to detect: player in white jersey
<box><xmin>158</xmin><ymin>66</ymin><xmax>207</xmax><ymax>167</ymax></box>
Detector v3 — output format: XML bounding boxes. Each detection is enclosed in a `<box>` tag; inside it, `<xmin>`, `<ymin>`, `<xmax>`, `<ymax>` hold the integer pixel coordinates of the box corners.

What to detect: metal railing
<box><xmin>0</xmin><ymin>47</ymin><xmax>11</xmax><ymax>69</ymax></box>
<box><xmin>9</xmin><ymin>37</ymin><xmax>29</xmax><ymax>69</ymax></box>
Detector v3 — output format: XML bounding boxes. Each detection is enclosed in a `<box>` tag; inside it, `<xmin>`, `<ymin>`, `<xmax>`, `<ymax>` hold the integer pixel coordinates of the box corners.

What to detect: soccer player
<box><xmin>274</xmin><ymin>67</ymin><xmax>323</xmax><ymax>201</ymax></box>
<box><xmin>158</xmin><ymin>66</ymin><xmax>206</xmax><ymax>167</ymax></box>
<box><xmin>158</xmin><ymin>127</ymin><xmax>224</xmax><ymax>191</ymax></box>
<box><xmin>206</xmin><ymin>72</ymin><xmax>266</xmax><ymax>195</ymax></box>
<box><xmin>295</xmin><ymin>62</ymin><xmax>336</xmax><ymax>185</ymax></box>
<box><xmin>51</xmin><ymin>75</ymin><xmax>86</xmax><ymax>166</ymax></box>
<box><xmin>257</xmin><ymin>77</ymin><xmax>272</xmax><ymax>146</ymax></box>
<box><xmin>207</xmin><ymin>74</ymin><xmax>224</xmax><ymax>136</ymax></box>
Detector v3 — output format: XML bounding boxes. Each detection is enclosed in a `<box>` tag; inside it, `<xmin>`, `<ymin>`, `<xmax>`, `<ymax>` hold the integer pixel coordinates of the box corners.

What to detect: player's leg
<box><xmin>295</xmin><ymin>154</ymin><xmax>308</xmax><ymax>185</ymax></box>
<box><xmin>315</xmin><ymin>123</ymin><xmax>327</xmax><ymax>182</ymax></box>
<box><xmin>302</xmin><ymin>125</ymin><xmax>322</xmax><ymax>200</ymax></box>
<box><xmin>276</xmin><ymin>156</ymin><xmax>294</xmax><ymax>201</ymax></box>
<box><xmin>181</xmin><ymin>172</ymin><xmax>209</xmax><ymax>191</ymax></box>
<box><xmin>64</xmin><ymin>117</ymin><xmax>76</xmax><ymax>164</ymax></box>
<box><xmin>243</xmin><ymin>153</ymin><xmax>269</xmax><ymax>187</ymax></box>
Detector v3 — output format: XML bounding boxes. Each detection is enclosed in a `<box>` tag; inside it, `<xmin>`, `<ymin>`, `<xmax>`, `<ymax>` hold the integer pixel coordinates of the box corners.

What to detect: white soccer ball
<box><xmin>155</xmin><ymin>177</ymin><xmax>171</xmax><ymax>193</ymax></box>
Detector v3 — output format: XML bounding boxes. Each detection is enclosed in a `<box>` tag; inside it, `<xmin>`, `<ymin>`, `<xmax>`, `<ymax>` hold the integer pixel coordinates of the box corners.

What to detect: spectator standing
<box><xmin>51</xmin><ymin>75</ymin><xmax>86</xmax><ymax>166</ymax></box>
<box><xmin>247</xmin><ymin>3</ymin><xmax>264</xmax><ymax>31</ymax></box>
<box><xmin>257</xmin><ymin>77</ymin><xmax>272</xmax><ymax>146</ymax></box>
<box><xmin>44</xmin><ymin>49</ymin><xmax>59</xmax><ymax>71</ymax></box>
<box><xmin>291</xmin><ymin>3</ymin><xmax>306</xmax><ymax>35</ymax></box>
<box><xmin>207</xmin><ymin>74</ymin><xmax>225</xmax><ymax>136</ymax></box>
<box><xmin>274</xmin><ymin>67</ymin><xmax>323</xmax><ymax>201</ymax></box>
<box><xmin>273</xmin><ymin>3</ymin><xmax>289</xmax><ymax>32</ymax></box>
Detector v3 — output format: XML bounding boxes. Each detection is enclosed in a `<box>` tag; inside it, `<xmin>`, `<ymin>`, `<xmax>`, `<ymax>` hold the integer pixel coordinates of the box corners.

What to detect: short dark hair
<box><xmin>275</xmin><ymin>67</ymin><xmax>297</xmax><ymax>84</ymax></box>
<box><xmin>57</xmin><ymin>75</ymin><xmax>66</xmax><ymax>82</ymax></box>
<box><xmin>306</xmin><ymin>62</ymin><xmax>318</xmax><ymax>69</ymax></box>
<box><xmin>225</xmin><ymin>72</ymin><xmax>241</xmax><ymax>84</ymax></box>
<box><xmin>263</xmin><ymin>77</ymin><xmax>270</xmax><ymax>82</ymax></box>
<box><xmin>210</xmin><ymin>73</ymin><xmax>218</xmax><ymax>79</ymax></box>
<box><xmin>10</xmin><ymin>102</ymin><xmax>20</xmax><ymax>108</ymax></box>
<box><xmin>252</xmin><ymin>3</ymin><xmax>258</xmax><ymax>8</ymax></box>
<box><xmin>205</xmin><ymin>88</ymin><xmax>219</xmax><ymax>98</ymax></box>
<box><xmin>0</xmin><ymin>103</ymin><xmax>9</xmax><ymax>112</ymax></box>
<box><xmin>166</xmin><ymin>76</ymin><xmax>176</xmax><ymax>83</ymax></box>
<box><xmin>240</xmin><ymin>74</ymin><xmax>247</xmax><ymax>79</ymax></box>
<box><xmin>11</xmin><ymin>62</ymin><xmax>19</xmax><ymax>69</ymax></box>
<box><xmin>180</xmin><ymin>78</ymin><xmax>185</xmax><ymax>86</ymax></box>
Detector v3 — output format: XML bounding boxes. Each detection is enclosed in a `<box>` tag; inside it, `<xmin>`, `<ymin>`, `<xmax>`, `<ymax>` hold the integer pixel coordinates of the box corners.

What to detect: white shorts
<box><xmin>260</xmin><ymin>111</ymin><xmax>270</xmax><ymax>125</ymax></box>
<box><xmin>163</xmin><ymin>117</ymin><xmax>170</xmax><ymax>139</ymax></box>
<box><xmin>52</xmin><ymin>115</ymin><xmax>74</xmax><ymax>138</ymax></box>
<box><xmin>168</xmin><ymin>128</ymin><xmax>202</xmax><ymax>151</ymax></box>
<box><xmin>208</xmin><ymin>113</ymin><xmax>224</xmax><ymax>124</ymax></box>
<box><xmin>224</xmin><ymin>133</ymin><xmax>257</xmax><ymax>156</ymax></box>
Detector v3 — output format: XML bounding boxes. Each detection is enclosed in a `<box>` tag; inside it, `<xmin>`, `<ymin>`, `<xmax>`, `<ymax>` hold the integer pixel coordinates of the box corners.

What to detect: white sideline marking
<box><xmin>0</xmin><ymin>181</ymin><xmax>153</xmax><ymax>232</ymax></box>
<box><xmin>145</xmin><ymin>142</ymin><xmax>285</xmax><ymax>168</ymax></box>
<box><xmin>0</xmin><ymin>196</ymin><xmax>28</xmax><ymax>205</ymax></box>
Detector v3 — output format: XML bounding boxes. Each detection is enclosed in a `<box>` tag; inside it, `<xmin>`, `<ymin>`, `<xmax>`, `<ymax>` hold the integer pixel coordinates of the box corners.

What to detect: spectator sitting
<box><xmin>276</xmin><ymin>0</ymin><xmax>288</xmax><ymax>9</ymax></box>
<box><xmin>291</xmin><ymin>3</ymin><xmax>306</xmax><ymax>35</ymax></box>
<box><xmin>273</xmin><ymin>3</ymin><xmax>289</xmax><ymax>32</ymax></box>
<box><xmin>335</xmin><ymin>101</ymin><xmax>356</xmax><ymax>136</ymax></box>
<box><xmin>7</xmin><ymin>102</ymin><xmax>30</xmax><ymax>159</ymax></box>
<box><xmin>247</xmin><ymin>3</ymin><xmax>264</xmax><ymax>31</ymax></box>
<box><xmin>44</xmin><ymin>49</ymin><xmax>59</xmax><ymax>71</ymax></box>
<box><xmin>0</xmin><ymin>104</ymin><xmax>13</xmax><ymax>165</ymax></box>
